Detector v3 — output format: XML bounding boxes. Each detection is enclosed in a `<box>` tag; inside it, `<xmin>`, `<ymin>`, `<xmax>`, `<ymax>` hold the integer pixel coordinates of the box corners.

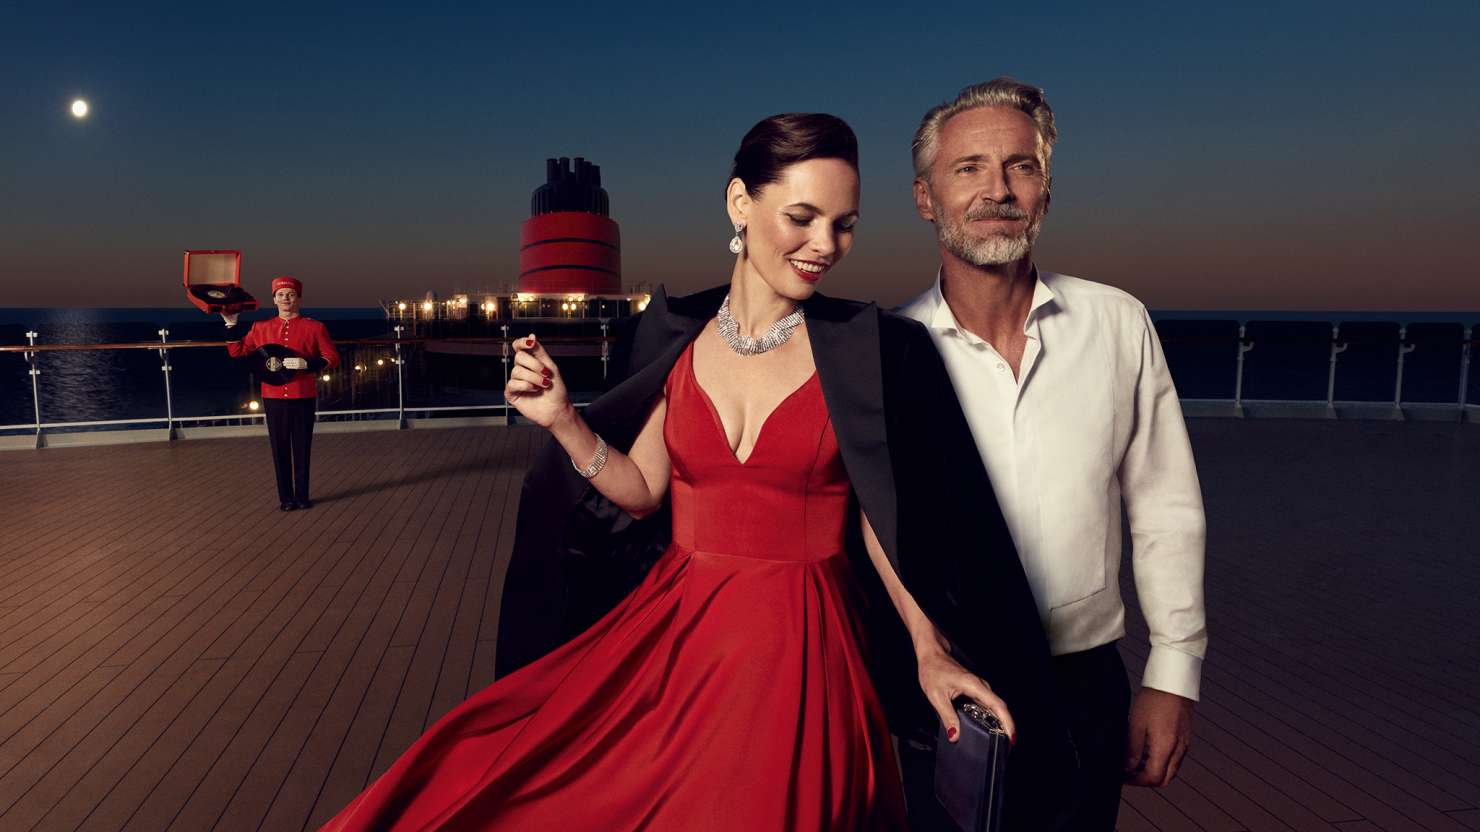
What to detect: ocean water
<box><xmin>2</xmin><ymin>307</ymin><xmax>1476</xmax><ymax>430</ymax></box>
<box><xmin>0</xmin><ymin>308</ymin><xmax>392</xmax><ymax>427</ymax></box>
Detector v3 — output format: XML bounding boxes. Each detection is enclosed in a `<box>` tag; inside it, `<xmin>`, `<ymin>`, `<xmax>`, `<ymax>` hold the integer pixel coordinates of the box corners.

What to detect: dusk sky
<box><xmin>4</xmin><ymin>2</ymin><xmax>1477</xmax><ymax>310</ymax></box>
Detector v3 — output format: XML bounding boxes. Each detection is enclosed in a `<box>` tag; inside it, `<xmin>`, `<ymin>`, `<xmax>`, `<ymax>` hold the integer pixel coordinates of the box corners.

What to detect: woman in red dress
<box><xmin>321</xmin><ymin>115</ymin><xmax>1023</xmax><ymax>831</ymax></box>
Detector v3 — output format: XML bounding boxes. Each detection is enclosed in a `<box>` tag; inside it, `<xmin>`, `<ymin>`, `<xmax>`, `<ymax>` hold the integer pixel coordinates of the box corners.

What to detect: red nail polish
<box><xmin>1009</xmin><ymin>733</ymin><xmax>1017</xmax><ymax>748</ymax></box>
<box><xmin>542</xmin><ymin>378</ymin><xmax>551</xmax><ymax>388</ymax></box>
<box><xmin>947</xmin><ymin>727</ymin><xmax>957</xmax><ymax>740</ymax></box>
<box><xmin>542</xmin><ymin>368</ymin><xmax>552</xmax><ymax>377</ymax></box>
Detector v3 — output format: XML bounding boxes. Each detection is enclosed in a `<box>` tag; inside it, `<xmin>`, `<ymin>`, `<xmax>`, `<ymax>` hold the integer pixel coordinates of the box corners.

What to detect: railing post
<box><xmin>1394</xmin><ymin>325</ymin><xmax>1415</xmax><ymax>414</ymax></box>
<box><xmin>1234</xmin><ymin>323</ymin><xmax>1254</xmax><ymax>415</ymax></box>
<box><xmin>25</xmin><ymin>330</ymin><xmax>44</xmax><ymax>448</ymax></box>
<box><xmin>501</xmin><ymin>324</ymin><xmax>513</xmax><ymax>426</ymax></box>
<box><xmin>1326</xmin><ymin>322</ymin><xmax>1347</xmax><ymax>415</ymax></box>
<box><xmin>394</xmin><ymin>325</ymin><xmax>407</xmax><ymax>429</ymax></box>
<box><xmin>600</xmin><ymin>320</ymin><xmax>610</xmax><ymax>380</ymax></box>
<box><xmin>158</xmin><ymin>328</ymin><xmax>176</xmax><ymax>440</ymax></box>
<box><xmin>1458</xmin><ymin>326</ymin><xmax>1473</xmax><ymax>421</ymax></box>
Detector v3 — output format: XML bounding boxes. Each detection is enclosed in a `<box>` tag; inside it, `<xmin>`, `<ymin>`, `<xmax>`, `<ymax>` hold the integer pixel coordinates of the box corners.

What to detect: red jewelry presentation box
<box><xmin>183</xmin><ymin>249</ymin><xmax>258</xmax><ymax>314</ymax></box>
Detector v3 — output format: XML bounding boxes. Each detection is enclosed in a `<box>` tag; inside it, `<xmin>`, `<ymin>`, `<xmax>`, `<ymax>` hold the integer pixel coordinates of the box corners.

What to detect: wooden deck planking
<box><xmin>1192</xmin><ymin>616</ymin><xmax>1480</xmax><ymax>803</ymax></box>
<box><xmin>255</xmin><ymin>430</ymin><xmax>513</xmax><ymax>830</ymax></box>
<box><xmin>0</xmin><ymin>417</ymin><xmax>1471</xmax><ymax>831</ymax></box>
<box><xmin>1123</xmin><ymin>624</ymin><xmax>1470</xmax><ymax>832</ymax></box>
<box><xmin>173</xmin><ymin>426</ymin><xmax>476</xmax><ymax>829</ymax></box>
<box><xmin>21</xmin><ymin>423</ymin><xmax>461</xmax><ymax>823</ymax></box>
<box><xmin>14</xmin><ymin>432</ymin><xmax>413</xmax><ymax>830</ymax></box>
<box><xmin>0</xmin><ymin>460</ymin><xmax>228</xmax><ymax>671</ymax></box>
<box><xmin>1113</xmin><ymin>420</ymin><xmax>1480</xmax><ymax>832</ymax></box>
<box><xmin>0</xmin><ymin>439</ymin><xmax>253</xmax><ymax>600</ymax></box>
<box><xmin>1203</xmin><ymin>560</ymin><xmax>1480</xmax><ymax>713</ymax></box>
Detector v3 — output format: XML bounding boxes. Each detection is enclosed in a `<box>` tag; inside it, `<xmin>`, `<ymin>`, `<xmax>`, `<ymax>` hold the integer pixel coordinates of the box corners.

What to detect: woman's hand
<box><xmin>917</xmin><ymin>647</ymin><xmax>1016</xmax><ymax>746</ymax></box>
<box><xmin>852</xmin><ymin>511</ymin><xmax>1017</xmax><ymax>747</ymax></box>
<box><xmin>504</xmin><ymin>333</ymin><xmax>574</xmax><ymax>429</ymax></box>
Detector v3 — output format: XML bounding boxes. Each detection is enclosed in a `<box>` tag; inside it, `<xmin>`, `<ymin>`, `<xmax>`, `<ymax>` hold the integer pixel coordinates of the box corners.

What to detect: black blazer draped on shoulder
<box><xmin>494</xmin><ymin>285</ymin><xmax>1072</xmax><ymax>824</ymax></box>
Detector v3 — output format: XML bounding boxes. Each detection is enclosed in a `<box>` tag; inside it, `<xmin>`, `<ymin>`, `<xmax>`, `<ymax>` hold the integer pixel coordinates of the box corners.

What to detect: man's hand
<box><xmin>283</xmin><ymin>357</ymin><xmax>308</xmax><ymax>370</ymax></box>
<box><xmin>1124</xmin><ymin>687</ymin><xmax>1194</xmax><ymax>787</ymax></box>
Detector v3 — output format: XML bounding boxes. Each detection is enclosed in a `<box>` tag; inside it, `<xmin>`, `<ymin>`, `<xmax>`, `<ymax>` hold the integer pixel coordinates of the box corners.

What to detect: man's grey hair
<box><xmin>912</xmin><ymin>77</ymin><xmax>1057</xmax><ymax>180</ymax></box>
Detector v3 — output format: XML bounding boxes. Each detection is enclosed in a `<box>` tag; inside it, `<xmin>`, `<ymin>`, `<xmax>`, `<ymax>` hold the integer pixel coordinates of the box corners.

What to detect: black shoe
<box><xmin>280</xmin><ymin>502</ymin><xmax>297</xmax><ymax>512</ymax></box>
<box><xmin>295</xmin><ymin>499</ymin><xmax>314</xmax><ymax>510</ymax></box>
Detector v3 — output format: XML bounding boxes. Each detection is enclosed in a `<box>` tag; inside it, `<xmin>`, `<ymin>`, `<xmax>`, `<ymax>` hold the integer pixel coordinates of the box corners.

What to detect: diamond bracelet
<box><xmin>571</xmin><ymin>435</ymin><xmax>609</xmax><ymax>479</ymax></box>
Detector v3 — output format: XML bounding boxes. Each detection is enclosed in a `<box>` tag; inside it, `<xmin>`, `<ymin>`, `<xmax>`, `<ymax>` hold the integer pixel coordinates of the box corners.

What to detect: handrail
<box><xmin>0</xmin><ymin>327</ymin><xmax>626</xmax><ymax>447</ymax></box>
<box><xmin>0</xmin><ymin>334</ymin><xmax>617</xmax><ymax>353</ymax></box>
<box><xmin>3</xmin><ymin>333</ymin><xmax>1473</xmax><ymax>354</ymax></box>
<box><xmin>3</xmin><ymin>323</ymin><xmax>1475</xmax><ymax>450</ymax></box>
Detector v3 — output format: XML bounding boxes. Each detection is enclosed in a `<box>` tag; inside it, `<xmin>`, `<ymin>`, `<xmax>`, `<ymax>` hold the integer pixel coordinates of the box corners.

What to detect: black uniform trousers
<box><xmin>263</xmin><ymin>397</ymin><xmax>316</xmax><ymax>504</ymax></box>
<box><xmin>901</xmin><ymin>641</ymin><xmax>1132</xmax><ymax>832</ymax></box>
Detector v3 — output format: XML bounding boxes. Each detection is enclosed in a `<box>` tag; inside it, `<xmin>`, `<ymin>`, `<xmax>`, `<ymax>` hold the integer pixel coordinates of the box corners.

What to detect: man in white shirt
<box><xmin>897</xmin><ymin>78</ymin><xmax>1207</xmax><ymax>831</ymax></box>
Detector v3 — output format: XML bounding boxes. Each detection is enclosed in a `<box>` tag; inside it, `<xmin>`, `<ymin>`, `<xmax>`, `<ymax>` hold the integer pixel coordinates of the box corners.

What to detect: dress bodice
<box><xmin>664</xmin><ymin>342</ymin><xmax>849</xmax><ymax>560</ymax></box>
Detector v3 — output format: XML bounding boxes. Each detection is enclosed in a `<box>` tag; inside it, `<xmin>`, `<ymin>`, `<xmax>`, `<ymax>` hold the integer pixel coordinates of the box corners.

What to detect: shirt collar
<box><xmin>923</xmin><ymin>270</ymin><xmax>959</xmax><ymax>334</ymax></box>
<box><xmin>924</xmin><ymin>267</ymin><xmax>1057</xmax><ymax>341</ymax></box>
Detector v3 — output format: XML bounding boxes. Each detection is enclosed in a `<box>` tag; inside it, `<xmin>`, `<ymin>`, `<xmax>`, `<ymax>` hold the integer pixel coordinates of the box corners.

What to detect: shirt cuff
<box><xmin>1140</xmin><ymin>645</ymin><xmax>1202</xmax><ymax>701</ymax></box>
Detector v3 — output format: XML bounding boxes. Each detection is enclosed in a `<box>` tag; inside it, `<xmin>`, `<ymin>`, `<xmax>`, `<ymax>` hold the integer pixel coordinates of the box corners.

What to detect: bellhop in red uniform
<box><xmin>223</xmin><ymin>276</ymin><xmax>341</xmax><ymax>511</ymax></box>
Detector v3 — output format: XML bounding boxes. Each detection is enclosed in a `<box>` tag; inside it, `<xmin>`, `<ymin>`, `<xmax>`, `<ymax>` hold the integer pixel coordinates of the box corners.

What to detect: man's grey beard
<box><xmin>932</xmin><ymin>198</ymin><xmax>1042</xmax><ymax>267</ymax></box>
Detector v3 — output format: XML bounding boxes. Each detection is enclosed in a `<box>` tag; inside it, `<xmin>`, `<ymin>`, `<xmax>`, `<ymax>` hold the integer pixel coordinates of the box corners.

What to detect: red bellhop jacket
<box><xmin>226</xmin><ymin>316</ymin><xmax>341</xmax><ymax>399</ymax></box>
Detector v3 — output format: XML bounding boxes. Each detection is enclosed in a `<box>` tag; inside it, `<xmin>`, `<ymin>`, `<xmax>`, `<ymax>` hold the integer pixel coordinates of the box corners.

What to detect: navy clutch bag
<box><xmin>934</xmin><ymin>698</ymin><xmax>1011</xmax><ymax>832</ymax></box>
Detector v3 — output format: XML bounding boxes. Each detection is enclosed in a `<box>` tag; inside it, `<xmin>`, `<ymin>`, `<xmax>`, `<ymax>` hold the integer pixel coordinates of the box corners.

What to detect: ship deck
<box><xmin>2</xmin><ymin>419</ymin><xmax>1477</xmax><ymax>831</ymax></box>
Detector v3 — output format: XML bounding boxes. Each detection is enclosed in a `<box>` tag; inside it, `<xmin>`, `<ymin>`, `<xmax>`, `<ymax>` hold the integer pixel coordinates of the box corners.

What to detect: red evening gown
<box><xmin>322</xmin><ymin>342</ymin><xmax>907</xmax><ymax>830</ymax></box>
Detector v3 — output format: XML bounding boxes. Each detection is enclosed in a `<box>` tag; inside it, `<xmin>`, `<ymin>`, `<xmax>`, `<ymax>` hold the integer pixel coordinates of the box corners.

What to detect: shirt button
<box><xmin>996</xmin><ymin>362</ymin><xmax>1006</xmax><ymax>371</ymax></box>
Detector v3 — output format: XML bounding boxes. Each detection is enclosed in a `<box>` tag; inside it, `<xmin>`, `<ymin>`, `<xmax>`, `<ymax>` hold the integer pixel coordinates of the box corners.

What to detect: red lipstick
<box><xmin>788</xmin><ymin>259</ymin><xmax>827</xmax><ymax>283</ymax></box>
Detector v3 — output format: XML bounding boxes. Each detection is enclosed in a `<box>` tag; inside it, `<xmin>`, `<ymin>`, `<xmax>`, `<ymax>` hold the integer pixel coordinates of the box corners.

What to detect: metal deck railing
<box><xmin>2</xmin><ymin>320</ymin><xmax>1475</xmax><ymax>449</ymax></box>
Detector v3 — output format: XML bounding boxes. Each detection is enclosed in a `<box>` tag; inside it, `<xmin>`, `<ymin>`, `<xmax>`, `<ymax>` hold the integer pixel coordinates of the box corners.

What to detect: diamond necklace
<box><xmin>715</xmin><ymin>294</ymin><xmax>805</xmax><ymax>356</ymax></box>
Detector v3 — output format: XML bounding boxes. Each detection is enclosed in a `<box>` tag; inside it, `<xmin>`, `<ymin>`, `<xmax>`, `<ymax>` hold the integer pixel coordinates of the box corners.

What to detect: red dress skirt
<box><xmin>322</xmin><ymin>343</ymin><xmax>907</xmax><ymax>830</ymax></box>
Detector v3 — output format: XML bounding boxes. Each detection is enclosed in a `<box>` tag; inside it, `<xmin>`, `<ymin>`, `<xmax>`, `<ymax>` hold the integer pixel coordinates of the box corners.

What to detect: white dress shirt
<box><xmin>900</xmin><ymin>270</ymin><xmax>1207</xmax><ymax>700</ymax></box>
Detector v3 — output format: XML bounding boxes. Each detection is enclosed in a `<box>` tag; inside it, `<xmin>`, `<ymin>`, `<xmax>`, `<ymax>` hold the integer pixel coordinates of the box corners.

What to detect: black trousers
<box><xmin>264</xmin><ymin>397</ymin><xmax>316</xmax><ymax>503</ymax></box>
<box><xmin>900</xmin><ymin>642</ymin><xmax>1132</xmax><ymax>832</ymax></box>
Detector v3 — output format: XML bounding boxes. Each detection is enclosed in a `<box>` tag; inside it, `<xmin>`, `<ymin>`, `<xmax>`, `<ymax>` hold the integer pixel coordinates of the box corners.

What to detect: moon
<box><xmin>70</xmin><ymin>99</ymin><xmax>89</xmax><ymax>118</ymax></box>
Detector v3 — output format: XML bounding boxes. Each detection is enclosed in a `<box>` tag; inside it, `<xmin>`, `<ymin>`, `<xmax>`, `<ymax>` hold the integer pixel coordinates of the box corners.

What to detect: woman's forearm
<box><xmin>860</xmin><ymin>511</ymin><xmax>1017</xmax><ymax>737</ymax></box>
<box><xmin>859</xmin><ymin>513</ymin><xmax>951</xmax><ymax>660</ymax></box>
<box><xmin>548</xmin><ymin>403</ymin><xmax>667</xmax><ymax>518</ymax></box>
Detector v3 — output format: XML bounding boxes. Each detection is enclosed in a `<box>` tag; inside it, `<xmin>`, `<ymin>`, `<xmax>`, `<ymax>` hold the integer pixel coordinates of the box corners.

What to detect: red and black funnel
<box><xmin>518</xmin><ymin>156</ymin><xmax>621</xmax><ymax>295</ymax></box>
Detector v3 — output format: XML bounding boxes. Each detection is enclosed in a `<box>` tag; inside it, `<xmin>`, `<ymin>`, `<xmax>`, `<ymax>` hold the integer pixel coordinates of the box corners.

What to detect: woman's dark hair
<box><xmin>729</xmin><ymin>113</ymin><xmax>858</xmax><ymax>196</ymax></box>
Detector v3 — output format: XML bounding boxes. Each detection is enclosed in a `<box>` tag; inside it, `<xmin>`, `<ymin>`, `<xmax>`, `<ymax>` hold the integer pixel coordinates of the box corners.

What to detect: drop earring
<box><xmin>728</xmin><ymin>223</ymin><xmax>745</xmax><ymax>255</ymax></box>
